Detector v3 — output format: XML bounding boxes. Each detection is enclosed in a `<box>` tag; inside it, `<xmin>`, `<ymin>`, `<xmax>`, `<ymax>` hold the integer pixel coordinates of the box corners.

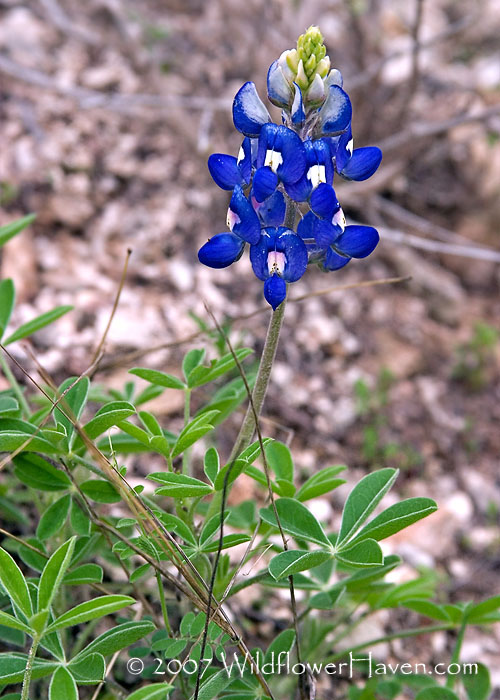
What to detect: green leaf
<box><xmin>138</xmin><ymin>411</ymin><xmax>163</xmax><ymax>436</ymax></box>
<box><xmin>337</xmin><ymin>468</ymin><xmax>398</xmax><ymax>547</ymax></box>
<box><xmin>265</xmin><ymin>441</ymin><xmax>294</xmax><ymax>482</ymax></box>
<box><xmin>260</xmin><ymin>498</ymin><xmax>331</xmax><ymax>547</ymax></box>
<box><xmin>402</xmin><ymin>599</ymin><xmax>451</xmax><ymax>622</ymax></box>
<box><xmin>352</xmin><ymin>498</ymin><xmax>438</xmax><ymax>544</ymax></box>
<box><xmin>70</xmin><ymin>501</ymin><xmax>91</xmax><ymax>536</ymax></box>
<box><xmin>296</xmin><ymin>465</ymin><xmax>347</xmax><ymax>502</ymax></box>
<box><xmin>130</xmin><ymin>368</ymin><xmax>185</xmax><ymax>390</ymax></box>
<box><xmin>54</xmin><ymin>376</ymin><xmax>90</xmax><ymax>446</ymax></box>
<box><xmin>0</xmin><ymin>396</ymin><xmax>19</xmax><ymax>417</ymax></box>
<box><xmin>80</xmin><ymin>479</ymin><xmax>121</xmax><ymax>503</ymax></box>
<box><xmin>74</xmin><ymin>620</ymin><xmax>155</xmax><ymax>659</ymax></box>
<box><xmin>0</xmin><ymin>427</ymin><xmax>61</xmax><ymax>454</ymax></box>
<box><xmin>63</xmin><ymin>564</ymin><xmax>103</xmax><ymax>586</ymax></box>
<box><xmin>0</xmin><ymin>611</ymin><xmax>30</xmax><ymax>634</ymax></box>
<box><xmin>0</xmin><ymin>279</ymin><xmax>15</xmax><ymax>340</ymax></box>
<box><xmin>204</xmin><ymin>447</ymin><xmax>219</xmax><ymax>484</ymax></box>
<box><xmin>335</xmin><ymin>539</ymin><xmax>384</xmax><ymax>568</ymax></box>
<box><xmin>36</xmin><ymin>494</ymin><xmax>71</xmax><ymax>541</ymax></box>
<box><xmin>0</xmin><ymin>214</ymin><xmax>35</xmax><ymax>247</ymax></box>
<box><xmin>0</xmin><ymin>652</ymin><xmax>57</xmax><ymax>685</ymax></box>
<box><xmin>13</xmin><ymin>453</ymin><xmax>71</xmax><ymax>492</ymax></box>
<box><xmin>149</xmin><ymin>473</ymin><xmax>213</xmax><ymax>498</ymax></box>
<box><xmin>3</xmin><ymin>306</ymin><xmax>73</xmax><ymax>346</ymax></box>
<box><xmin>37</xmin><ymin>537</ymin><xmax>76</xmax><ymax>612</ymax></box>
<box><xmin>68</xmin><ymin>653</ymin><xmax>105</xmax><ymax>684</ymax></box>
<box><xmin>269</xmin><ymin>550</ymin><xmax>332</xmax><ymax>580</ymax></box>
<box><xmin>308</xmin><ymin>586</ymin><xmax>345</xmax><ymax>610</ymax></box>
<box><xmin>467</xmin><ymin>595</ymin><xmax>500</xmax><ymax>624</ymax></box>
<box><xmin>0</xmin><ymin>547</ymin><xmax>32</xmax><ymax>617</ymax></box>
<box><xmin>49</xmin><ymin>667</ymin><xmax>78</xmax><ymax>700</ymax></box>
<box><xmin>126</xmin><ymin>683</ymin><xmax>173</xmax><ymax>699</ymax></box>
<box><xmin>156</xmin><ymin>512</ymin><xmax>197</xmax><ymax>546</ymax></box>
<box><xmin>462</xmin><ymin>662</ymin><xmax>491</xmax><ymax>700</ymax></box>
<box><xmin>77</xmin><ymin>401</ymin><xmax>136</xmax><ymax>443</ymax></box>
<box><xmin>199</xmin><ymin>512</ymin><xmax>230</xmax><ymax>547</ymax></box>
<box><xmin>47</xmin><ymin>595</ymin><xmax>134</xmax><ymax>632</ymax></box>
<box><xmin>201</xmin><ymin>534</ymin><xmax>252</xmax><ymax>553</ymax></box>
<box><xmin>264</xmin><ymin>629</ymin><xmax>295</xmax><ymax>664</ymax></box>
<box><xmin>171</xmin><ymin>411</ymin><xmax>219</xmax><ymax>458</ymax></box>
<box><xmin>183</xmin><ymin>348</ymin><xmax>206</xmax><ymax>382</ymax></box>
<box><xmin>187</xmin><ymin>348</ymin><xmax>253</xmax><ymax>388</ymax></box>
<box><xmin>414</xmin><ymin>688</ymin><xmax>459</xmax><ymax>700</ymax></box>
<box><xmin>189</xmin><ymin>668</ymin><xmax>231</xmax><ymax>700</ymax></box>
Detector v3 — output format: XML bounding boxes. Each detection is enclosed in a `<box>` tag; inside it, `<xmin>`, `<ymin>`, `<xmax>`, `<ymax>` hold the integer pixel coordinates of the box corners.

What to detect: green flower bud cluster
<box><xmin>277</xmin><ymin>26</ymin><xmax>333</xmax><ymax>108</ymax></box>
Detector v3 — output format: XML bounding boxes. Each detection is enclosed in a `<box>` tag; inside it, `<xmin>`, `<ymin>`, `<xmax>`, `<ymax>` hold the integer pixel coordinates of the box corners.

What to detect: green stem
<box><xmin>446</xmin><ymin>619</ymin><xmax>467</xmax><ymax>689</ymax></box>
<box><xmin>21</xmin><ymin>635</ymin><xmax>40</xmax><ymax>700</ymax></box>
<box><xmin>228</xmin><ymin>198</ymin><xmax>296</xmax><ymax>462</ymax></box>
<box><xmin>324</xmin><ymin>624</ymin><xmax>455</xmax><ymax>664</ymax></box>
<box><xmin>156</xmin><ymin>570</ymin><xmax>172</xmax><ymax>636</ymax></box>
<box><xmin>182</xmin><ymin>389</ymin><xmax>192</xmax><ymax>476</ymax></box>
<box><xmin>0</xmin><ymin>352</ymin><xmax>30</xmax><ymax>418</ymax></box>
<box><xmin>229</xmin><ymin>300</ymin><xmax>286</xmax><ymax>461</ymax></box>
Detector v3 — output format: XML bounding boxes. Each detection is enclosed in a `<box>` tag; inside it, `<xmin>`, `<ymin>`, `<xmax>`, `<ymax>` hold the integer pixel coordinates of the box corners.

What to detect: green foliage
<box><xmin>0</xmin><ymin>274</ymin><xmax>495</xmax><ymax>700</ymax></box>
<box><xmin>452</xmin><ymin>321</ymin><xmax>499</xmax><ymax>390</ymax></box>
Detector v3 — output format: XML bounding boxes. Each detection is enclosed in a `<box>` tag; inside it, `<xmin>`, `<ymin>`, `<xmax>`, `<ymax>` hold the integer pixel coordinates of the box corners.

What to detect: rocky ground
<box><xmin>0</xmin><ymin>0</ymin><xmax>499</xmax><ymax>696</ymax></box>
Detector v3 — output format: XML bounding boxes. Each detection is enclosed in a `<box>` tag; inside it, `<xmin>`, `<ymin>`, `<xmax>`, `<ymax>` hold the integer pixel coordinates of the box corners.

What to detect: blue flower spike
<box><xmin>199</xmin><ymin>25</ymin><xmax>382</xmax><ymax>308</ymax></box>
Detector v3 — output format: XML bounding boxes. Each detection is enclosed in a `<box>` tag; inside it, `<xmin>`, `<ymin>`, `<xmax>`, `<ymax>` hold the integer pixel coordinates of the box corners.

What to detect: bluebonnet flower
<box><xmin>198</xmin><ymin>26</ymin><xmax>382</xmax><ymax>308</ymax></box>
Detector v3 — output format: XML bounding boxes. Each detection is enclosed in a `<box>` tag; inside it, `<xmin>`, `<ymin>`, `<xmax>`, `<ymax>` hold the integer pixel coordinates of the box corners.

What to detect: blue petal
<box><xmin>254</xmin><ymin>190</ymin><xmax>286</xmax><ymax>227</ymax></box>
<box><xmin>313</xmin><ymin>218</ymin><xmax>343</xmax><ymax>248</ymax></box>
<box><xmin>324</xmin><ymin>248</ymin><xmax>350</xmax><ymax>271</ymax></box>
<box><xmin>208</xmin><ymin>154</ymin><xmax>244</xmax><ymax>190</ymax></box>
<box><xmin>318</xmin><ymin>85</ymin><xmax>352</xmax><ymax>137</ymax></box>
<box><xmin>310</xmin><ymin>183</ymin><xmax>339</xmax><ymax>219</ymax></box>
<box><xmin>311</xmin><ymin>139</ymin><xmax>334</xmax><ymax>183</ymax></box>
<box><xmin>285</xmin><ymin>175</ymin><xmax>312</xmax><ymax>202</ymax></box>
<box><xmin>238</xmin><ymin>137</ymin><xmax>254</xmax><ymax>184</ymax></box>
<box><xmin>252</xmin><ymin>166</ymin><xmax>278</xmax><ymax>202</ymax></box>
<box><xmin>233</xmin><ymin>82</ymin><xmax>271</xmax><ymax>138</ymax></box>
<box><xmin>340</xmin><ymin>147</ymin><xmax>382</xmax><ymax>181</ymax></box>
<box><xmin>334</xmin><ymin>126</ymin><xmax>353</xmax><ymax>174</ymax></box>
<box><xmin>228</xmin><ymin>186</ymin><xmax>261</xmax><ymax>244</ymax></box>
<box><xmin>250</xmin><ymin>229</ymin><xmax>275</xmax><ymax>281</ymax></box>
<box><xmin>257</xmin><ymin>124</ymin><xmax>307</xmax><ymax>185</ymax></box>
<box><xmin>264</xmin><ymin>274</ymin><xmax>287</xmax><ymax>309</ymax></box>
<box><xmin>334</xmin><ymin>225</ymin><xmax>379</xmax><ymax>258</ymax></box>
<box><xmin>198</xmin><ymin>233</ymin><xmax>245</xmax><ymax>269</ymax></box>
<box><xmin>267</xmin><ymin>61</ymin><xmax>293</xmax><ymax>108</ymax></box>
<box><xmin>291</xmin><ymin>83</ymin><xmax>305</xmax><ymax>126</ymax></box>
<box><xmin>278</xmin><ymin>228</ymin><xmax>309</xmax><ymax>282</ymax></box>
<box><xmin>297</xmin><ymin>211</ymin><xmax>316</xmax><ymax>240</ymax></box>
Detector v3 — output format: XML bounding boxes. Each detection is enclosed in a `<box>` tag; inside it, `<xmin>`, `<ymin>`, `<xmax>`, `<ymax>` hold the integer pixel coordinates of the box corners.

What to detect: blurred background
<box><xmin>0</xmin><ymin>0</ymin><xmax>499</xmax><ymax>690</ymax></box>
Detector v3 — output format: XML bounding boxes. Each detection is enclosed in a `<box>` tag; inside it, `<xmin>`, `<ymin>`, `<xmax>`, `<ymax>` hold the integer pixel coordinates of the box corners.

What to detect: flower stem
<box><xmin>229</xmin><ymin>299</ymin><xmax>286</xmax><ymax>461</ymax></box>
<box><xmin>21</xmin><ymin>635</ymin><xmax>40</xmax><ymax>700</ymax></box>
<box><xmin>156</xmin><ymin>570</ymin><xmax>172</xmax><ymax>636</ymax></box>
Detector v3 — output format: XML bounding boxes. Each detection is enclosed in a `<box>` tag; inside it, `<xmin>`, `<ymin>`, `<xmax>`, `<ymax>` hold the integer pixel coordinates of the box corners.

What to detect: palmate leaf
<box><xmin>3</xmin><ymin>306</ymin><xmax>73</xmax><ymax>346</ymax></box>
<box><xmin>0</xmin><ymin>653</ymin><xmax>57</xmax><ymax>685</ymax></box>
<box><xmin>129</xmin><ymin>367</ymin><xmax>185</xmax><ymax>390</ymax></box>
<box><xmin>349</xmin><ymin>497</ymin><xmax>438</xmax><ymax>545</ymax></box>
<box><xmin>49</xmin><ymin>667</ymin><xmax>78</xmax><ymax>700</ymax></box>
<box><xmin>46</xmin><ymin>595</ymin><xmax>134</xmax><ymax>632</ymax></box>
<box><xmin>125</xmin><ymin>683</ymin><xmax>173</xmax><ymax>699</ymax></box>
<box><xmin>149</xmin><ymin>473</ymin><xmax>213</xmax><ymax>498</ymax></box>
<box><xmin>74</xmin><ymin>620</ymin><xmax>155</xmax><ymax>660</ymax></box>
<box><xmin>0</xmin><ymin>213</ymin><xmax>36</xmax><ymax>247</ymax></box>
<box><xmin>337</xmin><ymin>468</ymin><xmax>398</xmax><ymax>547</ymax></box>
<box><xmin>269</xmin><ymin>550</ymin><xmax>333</xmax><ymax>580</ymax></box>
<box><xmin>260</xmin><ymin>498</ymin><xmax>331</xmax><ymax>547</ymax></box>
<box><xmin>0</xmin><ymin>547</ymin><xmax>32</xmax><ymax>618</ymax></box>
<box><xmin>0</xmin><ymin>279</ymin><xmax>15</xmax><ymax>340</ymax></box>
<box><xmin>38</xmin><ymin>537</ymin><xmax>76</xmax><ymax>612</ymax></box>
